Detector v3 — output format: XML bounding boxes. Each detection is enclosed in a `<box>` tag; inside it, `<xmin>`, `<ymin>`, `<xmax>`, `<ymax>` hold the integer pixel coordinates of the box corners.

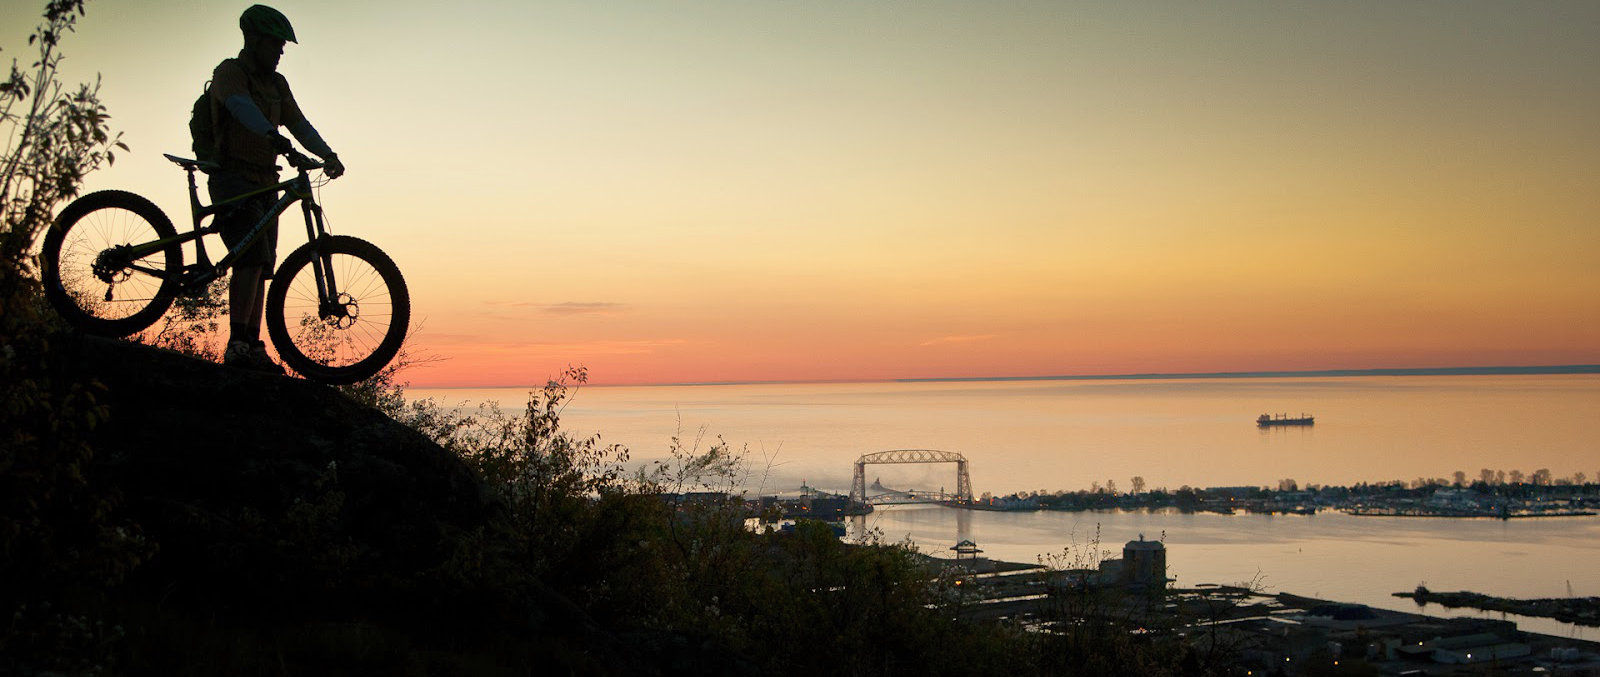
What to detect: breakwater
<box><xmin>1396</xmin><ymin>588</ymin><xmax>1600</xmax><ymax>628</ymax></box>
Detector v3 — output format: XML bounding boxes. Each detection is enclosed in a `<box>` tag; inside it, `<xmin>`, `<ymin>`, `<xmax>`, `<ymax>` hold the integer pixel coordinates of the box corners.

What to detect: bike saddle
<box><xmin>163</xmin><ymin>154</ymin><xmax>220</xmax><ymax>173</ymax></box>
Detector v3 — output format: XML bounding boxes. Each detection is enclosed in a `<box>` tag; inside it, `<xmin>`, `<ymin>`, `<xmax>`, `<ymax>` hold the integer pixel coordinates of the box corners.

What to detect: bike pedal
<box><xmin>177</xmin><ymin>266</ymin><xmax>218</xmax><ymax>295</ymax></box>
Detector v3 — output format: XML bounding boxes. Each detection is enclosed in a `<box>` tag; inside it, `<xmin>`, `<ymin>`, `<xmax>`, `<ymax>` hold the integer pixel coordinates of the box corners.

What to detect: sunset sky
<box><xmin>7</xmin><ymin>1</ymin><xmax>1598</xmax><ymax>386</ymax></box>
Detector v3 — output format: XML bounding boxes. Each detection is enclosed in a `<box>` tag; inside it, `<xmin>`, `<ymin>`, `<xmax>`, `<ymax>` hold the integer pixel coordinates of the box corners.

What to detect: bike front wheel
<box><xmin>265</xmin><ymin>235</ymin><xmax>410</xmax><ymax>385</ymax></box>
<box><xmin>40</xmin><ymin>190</ymin><xmax>183</xmax><ymax>336</ymax></box>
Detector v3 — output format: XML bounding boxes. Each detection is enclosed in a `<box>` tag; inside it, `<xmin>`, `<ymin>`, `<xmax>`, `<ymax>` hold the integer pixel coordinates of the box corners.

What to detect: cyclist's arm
<box><xmin>218</xmin><ymin>94</ymin><xmax>298</xmax><ymax>157</ymax></box>
<box><xmin>213</xmin><ymin>66</ymin><xmax>335</xmax><ymax>160</ymax></box>
<box><xmin>221</xmin><ymin>94</ymin><xmax>276</xmax><ymax>136</ymax></box>
<box><xmin>220</xmin><ymin>94</ymin><xmax>335</xmax><ymax>167</ymax></box>
<box><xmin>287</xmin><ymin>119</ymin><xmax>335</xmax><ymax>160</ymax></box>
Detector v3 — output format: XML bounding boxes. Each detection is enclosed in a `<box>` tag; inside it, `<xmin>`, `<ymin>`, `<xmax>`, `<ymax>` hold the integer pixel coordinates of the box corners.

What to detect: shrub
<box><xmin>1</xmin><ymin>2</ymin><xmax>145</xmax><ymax>672</ymax></box>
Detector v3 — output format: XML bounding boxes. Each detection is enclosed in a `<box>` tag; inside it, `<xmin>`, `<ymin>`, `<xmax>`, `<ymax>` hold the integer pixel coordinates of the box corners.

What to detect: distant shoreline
<box><xmin>416</xmin><ymin>364</ymin><xmax>1600</xmax><ymax>390</ymax></box>
<box><xmin>655</xmin><ymin>364</ymin><xmax>1600</xmax><ymax>389</ymax></box>
<box><xmin>895</xmin><ymin>364</ymin><xmax>1600</xmax><ymax>385</ymax></box>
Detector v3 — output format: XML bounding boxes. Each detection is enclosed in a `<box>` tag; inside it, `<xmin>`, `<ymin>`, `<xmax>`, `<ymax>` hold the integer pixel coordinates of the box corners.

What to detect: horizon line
<box><xmin>417</xmin><ymin>363</ymin><xmax>1600</xmax><ymax>390</ymax></box>
<box><xmin>893</xmin><ymin>364</ymin><xmax>1600</xmax><ymax>384</ymax></box>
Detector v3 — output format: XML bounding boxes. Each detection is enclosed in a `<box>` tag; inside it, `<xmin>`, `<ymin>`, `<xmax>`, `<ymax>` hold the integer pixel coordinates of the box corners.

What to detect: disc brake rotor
<box><xmin>319</xmin><ymin>292</ymin><xmax>360</xmax><ymax>329</ymax></box>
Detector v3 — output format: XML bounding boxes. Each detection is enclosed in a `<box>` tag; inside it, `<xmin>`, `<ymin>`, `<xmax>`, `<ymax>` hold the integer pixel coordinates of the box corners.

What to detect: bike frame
<box><xmin>124</xmin><ymin>158</ymin><xmax>338</xmax><ymax>306</ymax></box>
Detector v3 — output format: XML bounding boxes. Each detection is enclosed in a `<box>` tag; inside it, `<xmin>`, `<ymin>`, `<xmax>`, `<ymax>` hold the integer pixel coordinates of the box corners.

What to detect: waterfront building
<box><xmin>1122</xmin><ymin>535</ymin><xmax>1167</xmax><ymax>588</ymax></box>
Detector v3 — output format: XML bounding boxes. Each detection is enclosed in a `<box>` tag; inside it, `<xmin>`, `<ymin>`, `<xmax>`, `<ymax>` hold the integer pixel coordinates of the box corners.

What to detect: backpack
<box><xmin>189</xmin><ymin>81</ymin><xmax>224</xmax><ymax>164</ymax></box>
<box><xmin>189</xmin><ymin>61</ymin><xmax>245</xmax><ymax>165</ymax></box>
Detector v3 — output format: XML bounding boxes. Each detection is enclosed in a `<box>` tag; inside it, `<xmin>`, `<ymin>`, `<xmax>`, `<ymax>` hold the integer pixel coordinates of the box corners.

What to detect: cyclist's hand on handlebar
<box><xmin>323</xmin><ymin>154</ymin><xmax>345</xmax><ymax>179</ymax></box>
<box><xmin>284</xmin><ymin>149</ymin><xmax>321</xmax><ymax>172</ymax></box>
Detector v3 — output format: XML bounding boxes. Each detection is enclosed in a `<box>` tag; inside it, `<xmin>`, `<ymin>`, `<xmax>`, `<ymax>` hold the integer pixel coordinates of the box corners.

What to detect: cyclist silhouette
<box><xmin>206</xmin><ymin>5</ymin><xmax>345</xmax><ymax>373</ymax></box>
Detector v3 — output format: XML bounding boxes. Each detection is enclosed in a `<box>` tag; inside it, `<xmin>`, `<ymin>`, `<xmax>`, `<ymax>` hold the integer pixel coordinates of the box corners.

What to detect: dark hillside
<box><xmin>14</xmin><ymin>335</ymin><xmax>1192</xmax><ymax>676</ymax></box>
<box><xmin>35</xmin><ymin>335</ymin><xmax>629</xmax><ymax>675</ymax></box>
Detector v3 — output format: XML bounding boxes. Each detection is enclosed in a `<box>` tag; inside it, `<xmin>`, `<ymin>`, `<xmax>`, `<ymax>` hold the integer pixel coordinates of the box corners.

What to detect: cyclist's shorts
<box><xmin>207</xmin><ymin>171</ymin><xmax>279</xmax><ymax>269</ymax></box>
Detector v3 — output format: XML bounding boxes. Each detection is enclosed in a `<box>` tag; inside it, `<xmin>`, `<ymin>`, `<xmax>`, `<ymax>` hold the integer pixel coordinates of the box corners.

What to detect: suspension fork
<box><xmin>300</xmin><ymin>196</ymin><xmax>341</xmax><ymax>317</ymax></box>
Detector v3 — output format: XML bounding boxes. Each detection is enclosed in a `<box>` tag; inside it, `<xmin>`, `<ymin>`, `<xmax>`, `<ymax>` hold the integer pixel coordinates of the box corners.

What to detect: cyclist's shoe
<box><xmin>224</xmin><ymin>339</ymin><xmax>286</xmax><ymax>375</ymax></box>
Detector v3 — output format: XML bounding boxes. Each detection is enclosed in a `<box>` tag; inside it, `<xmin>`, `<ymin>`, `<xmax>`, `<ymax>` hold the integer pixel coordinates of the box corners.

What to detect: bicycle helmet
<box><xmin>240</xmin><ymin>5</ymin><xmax>297</xmax><ymax>43</ymax></box>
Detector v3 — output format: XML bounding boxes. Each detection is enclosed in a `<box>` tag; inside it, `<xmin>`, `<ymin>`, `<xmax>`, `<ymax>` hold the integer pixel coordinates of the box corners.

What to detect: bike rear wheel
<box><xmin>41</xmin><ymin>190</ymin><xmax>183</xmax><ymax>336</ymax></box>
<box><xmin>265</xmin><ymin>235</ymin><xmax>409</xmax><ymax>385</ymax></box>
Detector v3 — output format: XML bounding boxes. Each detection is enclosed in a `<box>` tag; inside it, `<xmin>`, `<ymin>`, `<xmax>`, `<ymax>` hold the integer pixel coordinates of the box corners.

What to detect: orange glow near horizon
<box><xmin>7</xmin><ymin>1</ymin><xmax>1597</xmax><ymax>386</ymax></box>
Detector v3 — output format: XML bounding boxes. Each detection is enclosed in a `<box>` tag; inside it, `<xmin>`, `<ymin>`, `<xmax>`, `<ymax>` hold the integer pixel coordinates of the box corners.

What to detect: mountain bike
<box><xmin>40</xmin><ymin>149</ymin><xmax>409</xmax><ymax>385</ymax></box>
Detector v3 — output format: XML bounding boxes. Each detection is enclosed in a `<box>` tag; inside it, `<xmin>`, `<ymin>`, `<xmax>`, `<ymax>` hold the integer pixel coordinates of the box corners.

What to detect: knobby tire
<box><xmin>41</xmin><ymin>190</ymin><xmax>183</xmax><ymax>336</ymax></box>
<box><xmin>265</xmin><ymin>235</ymin><xmax>409</xmax><ymax>385</ymax></box>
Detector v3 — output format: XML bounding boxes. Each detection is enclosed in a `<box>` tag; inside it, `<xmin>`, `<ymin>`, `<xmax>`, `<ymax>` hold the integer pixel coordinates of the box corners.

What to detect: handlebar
<box><xmin>284</xmin><ymin>149</ymin><xmax>323</xmax><ymax>172</ymax></box>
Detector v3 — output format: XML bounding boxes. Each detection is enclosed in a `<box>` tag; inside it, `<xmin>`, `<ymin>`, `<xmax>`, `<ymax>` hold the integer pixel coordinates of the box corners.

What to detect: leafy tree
<box><xmin>1</xmin><ymin>2</ymin><xmax>145</xmax><ymax>672</ymax></box>
<box><xmin>0</xmin><ymin>0</ymin><xmax>124</xmax><ymax>276</ymax></box>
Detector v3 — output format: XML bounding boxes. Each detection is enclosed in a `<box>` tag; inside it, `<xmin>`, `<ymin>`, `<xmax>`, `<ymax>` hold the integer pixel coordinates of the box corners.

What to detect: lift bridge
<box><xmin>848</xmin><ymin>449</ymin><xmax>973</xmax><ymax>506</ymax></box>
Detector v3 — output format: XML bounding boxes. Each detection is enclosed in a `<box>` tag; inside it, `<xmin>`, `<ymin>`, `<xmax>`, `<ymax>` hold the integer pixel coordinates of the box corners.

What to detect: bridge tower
<box><xmin>848</xmin><ymin>449</ymin><xmax>974</xmax><ymax>506</ymax></box>
<box><xmin>850</xmin><ymin>459</ymin><xmax>867</xmax><ymax>506</ymax></box>
<box><xmin>956</xmin><ymin>457</ymin><xmax>971</xmax><ymax>504</ymax></box>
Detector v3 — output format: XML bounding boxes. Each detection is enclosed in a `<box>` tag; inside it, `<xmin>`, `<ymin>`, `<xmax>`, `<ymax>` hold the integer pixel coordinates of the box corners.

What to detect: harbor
<box><xmin>899</xmin><ymin>531</ymin><xmax>1600</xmax><ymax>674</ymax></box>
<box><xmin>724</xmin><ymin>491</ymin><xmax>1600</xmax><ymax>641</ymax></box>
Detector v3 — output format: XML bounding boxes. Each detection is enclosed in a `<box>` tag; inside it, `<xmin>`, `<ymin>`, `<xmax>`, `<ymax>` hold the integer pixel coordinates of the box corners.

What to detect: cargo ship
<box><xmin>1257</xmin><ymin>413</ymin><xmax>1314</xmax><ymax>427</ymax></box>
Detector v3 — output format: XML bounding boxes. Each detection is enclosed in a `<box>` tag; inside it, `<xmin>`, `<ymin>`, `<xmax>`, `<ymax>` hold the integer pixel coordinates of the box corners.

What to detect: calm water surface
<box><xmin>410</xmin><ymin>375</ymin><xmax>1600</xmax><ymax>637</ymax></box>
<box><xmin>413</xmin><ymin>375</ymin><xmax>1599</xmax><ymax>492</ymax></box>
<box><xmin>854</xmin><ymin>505</ymin><xmax>1599</xmax><ymax>639</ymax></box>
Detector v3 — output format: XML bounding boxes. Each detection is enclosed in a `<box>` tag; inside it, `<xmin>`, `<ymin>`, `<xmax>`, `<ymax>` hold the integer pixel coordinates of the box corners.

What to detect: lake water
<box><xmin>409</xmin><ymin>374</ymin><xmax>1600</xmax><ymax>637</ymax></box>
<box><xmin>411</xmin><ymin>374</ymin><xmax>1599</xmax><ymax>493</ymax></box>
<box><xmin>854</xmin><ymin>505</ymin><xmax>1599</xmax><ymax>640</ymax></box>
